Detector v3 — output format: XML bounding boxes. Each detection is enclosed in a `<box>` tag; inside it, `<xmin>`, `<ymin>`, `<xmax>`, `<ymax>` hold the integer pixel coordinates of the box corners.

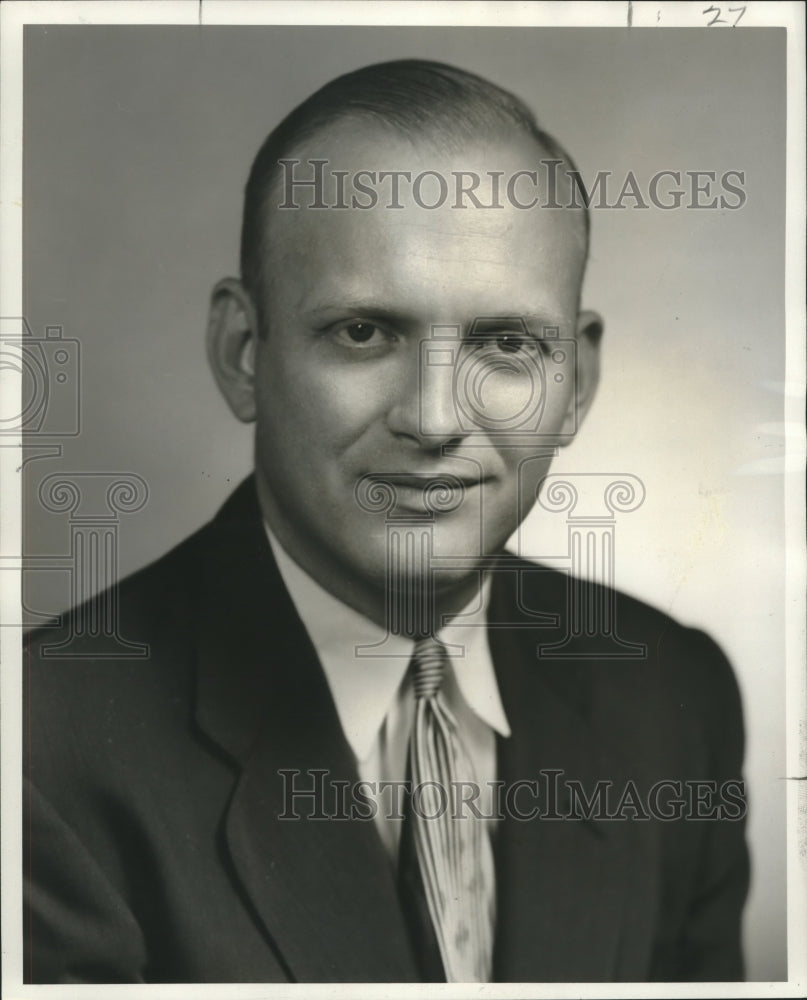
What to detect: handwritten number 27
<box><xmin>702</xmin><ymin>5</ymin><xmax>747</xmax><ymax>25</ymax></box>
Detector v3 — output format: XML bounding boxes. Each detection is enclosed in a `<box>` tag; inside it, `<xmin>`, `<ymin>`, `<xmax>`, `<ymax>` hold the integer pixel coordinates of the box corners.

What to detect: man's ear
<box><xmin>559</xmin><ymin>309</ymin><xmax>603</xmax><ymax>440</ymax></box>
<box><xmin>206</xmin><ymin>278</ymin><xmax>260</xmax><ymax>423</ymax></box>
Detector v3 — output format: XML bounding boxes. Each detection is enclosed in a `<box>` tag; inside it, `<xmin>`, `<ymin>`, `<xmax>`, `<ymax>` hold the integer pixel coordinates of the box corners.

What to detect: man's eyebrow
<box><xmin>471</xmin><ymin>316</ymin><xmax>548</xmax><ymax>333</ymax></box>
<box><xmin>303</xmin><ymin>302</ymin><xmax>419</xmax><ymax>326</ymax></box>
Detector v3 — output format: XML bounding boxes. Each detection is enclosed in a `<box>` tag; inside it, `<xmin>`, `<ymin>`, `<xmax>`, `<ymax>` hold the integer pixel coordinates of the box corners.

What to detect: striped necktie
<box><xmin>398</xmin><ymin>635</ymin><xmax>495</xmax><ymax>982</ymax></box>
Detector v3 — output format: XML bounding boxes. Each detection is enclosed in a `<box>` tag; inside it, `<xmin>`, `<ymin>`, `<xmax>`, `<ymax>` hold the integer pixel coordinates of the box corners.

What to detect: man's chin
<box><xmin>352</xmin><ymin>522</ymin><xmax>509</xmax><ymax>579</ymax></box>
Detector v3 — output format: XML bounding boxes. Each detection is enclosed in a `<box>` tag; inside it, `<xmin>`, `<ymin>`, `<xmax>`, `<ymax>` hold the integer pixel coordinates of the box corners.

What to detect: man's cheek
<box><xmin>305</xmin><ymin>365</ymin><xmax>392</xmax><ymax>418</ymax></box>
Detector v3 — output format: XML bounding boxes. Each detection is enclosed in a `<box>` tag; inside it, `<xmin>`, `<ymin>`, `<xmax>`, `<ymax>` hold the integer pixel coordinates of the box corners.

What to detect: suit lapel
<box><xmin>191</xmin><ymin>479</ymin><xmax>419</xmax><ymax>982</ymax></box>
<box><xmin>489</xmin><ymin>566</ymin><xmax>656</xmax><ymax>982</ymax></box>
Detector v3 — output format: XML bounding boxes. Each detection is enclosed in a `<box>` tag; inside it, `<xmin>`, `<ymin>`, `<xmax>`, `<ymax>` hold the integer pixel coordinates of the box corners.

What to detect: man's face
<box><xmin>246</xmin><ymin>125</ymin><xmax>596</xmax><ymax>618</ymax></box>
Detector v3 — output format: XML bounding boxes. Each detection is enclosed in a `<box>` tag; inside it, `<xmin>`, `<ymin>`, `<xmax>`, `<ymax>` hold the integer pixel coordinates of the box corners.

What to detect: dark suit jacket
<box><xmin>24</xmin><ymin>477</ymin><xmax>749</xmax><ymax>983</ymax></box>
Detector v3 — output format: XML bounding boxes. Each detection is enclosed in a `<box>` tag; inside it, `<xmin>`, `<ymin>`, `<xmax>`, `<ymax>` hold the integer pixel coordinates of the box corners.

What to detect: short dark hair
<box><xmin>240</xmin><ymin>58</ymin><xmax>588</xmax><ymax>311</ymax></box>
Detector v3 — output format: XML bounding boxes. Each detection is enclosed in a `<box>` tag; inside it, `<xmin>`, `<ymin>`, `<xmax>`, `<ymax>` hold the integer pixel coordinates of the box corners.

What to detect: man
<box><xmin>24</xmin><ymin>60</ymin><xmax>748</xmax><ymax>983</ymax></box>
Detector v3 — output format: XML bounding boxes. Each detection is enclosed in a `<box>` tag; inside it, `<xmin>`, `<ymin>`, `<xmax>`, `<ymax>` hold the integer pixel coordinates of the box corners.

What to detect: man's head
<box><xmin>207</xmin><ymin>59</ymin><xmax>602</xmax><ymax>625</ymax></box>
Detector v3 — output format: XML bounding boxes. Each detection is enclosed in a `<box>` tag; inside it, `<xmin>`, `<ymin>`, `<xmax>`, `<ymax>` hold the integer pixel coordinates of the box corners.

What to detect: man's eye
<box><xmin>495</xmin><ymin>334</ymin><xmax>529</xmax><ymax>354</ymax></box>
<box><xmin>470</xmin><ymin>333</ymin><xmax>541</xmax><ymax>355</ymax></box>
<box><xmin>332</xmin><ymin>322</ymin><xmax>387</xmax><ymax>347</ymax></box>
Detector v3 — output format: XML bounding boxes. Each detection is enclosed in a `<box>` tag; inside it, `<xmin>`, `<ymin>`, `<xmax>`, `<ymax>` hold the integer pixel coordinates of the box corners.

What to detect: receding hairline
<box><xmin>263</xmin><ymin>109</ymin><xmax>580</xmax><ymax>196</ymax></box>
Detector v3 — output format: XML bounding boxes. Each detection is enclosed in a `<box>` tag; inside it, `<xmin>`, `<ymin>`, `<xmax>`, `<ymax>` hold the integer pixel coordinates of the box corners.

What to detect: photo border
<box><xmin>2</xmin><ymin>2</ymin><xmax>804</xmax><ymax>998</ymax></box>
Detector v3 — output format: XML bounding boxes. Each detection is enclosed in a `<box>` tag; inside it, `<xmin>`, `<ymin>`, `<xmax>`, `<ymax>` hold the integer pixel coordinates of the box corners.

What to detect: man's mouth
<box><xmin>358</xmin><ymin>472</ymin><xmax>490</xmax><ymax>515</ymax></box>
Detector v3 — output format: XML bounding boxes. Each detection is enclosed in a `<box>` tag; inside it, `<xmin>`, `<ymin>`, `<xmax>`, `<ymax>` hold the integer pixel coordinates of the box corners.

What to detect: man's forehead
<box><xmin>264</xmin><ymin>224</ymin><xmax>585</xmax><ymax>334</ymax></box>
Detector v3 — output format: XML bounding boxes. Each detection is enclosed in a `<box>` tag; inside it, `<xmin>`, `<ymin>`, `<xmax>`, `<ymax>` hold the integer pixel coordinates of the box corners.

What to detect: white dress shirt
<box><xmin>263</xmin><ymin>523</ymin><xmax>511</xmax><ymax>861</ymax></box>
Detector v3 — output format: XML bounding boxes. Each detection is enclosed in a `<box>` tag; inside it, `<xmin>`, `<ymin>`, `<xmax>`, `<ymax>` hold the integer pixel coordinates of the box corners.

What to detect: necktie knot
<box><xmin>411</xmin><ymin>636</ymin><xmax>447</xmax><ymax>700</ymax></box>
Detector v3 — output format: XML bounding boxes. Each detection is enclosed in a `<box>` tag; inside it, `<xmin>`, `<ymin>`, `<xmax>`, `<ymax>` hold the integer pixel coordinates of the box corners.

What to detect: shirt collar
<box><xmin>263</xmin><ymin>523</ymin><xmax>510</xmax><ymax>763</ymax></box>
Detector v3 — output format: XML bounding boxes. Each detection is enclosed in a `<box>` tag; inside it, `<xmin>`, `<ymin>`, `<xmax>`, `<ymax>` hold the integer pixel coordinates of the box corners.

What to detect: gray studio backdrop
<box><xmin>22</xmin><ymin>26</ymin><xmax>786</xmax><ymax>980</ymax></box>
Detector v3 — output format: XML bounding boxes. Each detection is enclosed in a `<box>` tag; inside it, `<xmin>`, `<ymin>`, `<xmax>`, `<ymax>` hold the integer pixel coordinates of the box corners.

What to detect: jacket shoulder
<box><xmin>27</xmin><ymin>516</ymin><xmax>210</xmax><ymax>661</ymax></box>
<box><xmin>496</xmin><ymin>555</ymin><xmax>742</xmax><ymax>728</ymax></box>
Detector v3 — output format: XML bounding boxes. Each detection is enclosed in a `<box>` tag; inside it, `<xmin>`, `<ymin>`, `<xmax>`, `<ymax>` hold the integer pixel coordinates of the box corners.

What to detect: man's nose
<box><xmin>387</xmin><ymin>344</ymin><xmax>467</xmax><ymax>448</ymax></box>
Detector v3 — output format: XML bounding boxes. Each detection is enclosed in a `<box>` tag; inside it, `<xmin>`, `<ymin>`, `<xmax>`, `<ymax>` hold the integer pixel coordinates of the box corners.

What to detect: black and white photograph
<box><xmin>1</xmin><ymin>2</ymin><xmax>804</xmax><ymax>996</ymax></box>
